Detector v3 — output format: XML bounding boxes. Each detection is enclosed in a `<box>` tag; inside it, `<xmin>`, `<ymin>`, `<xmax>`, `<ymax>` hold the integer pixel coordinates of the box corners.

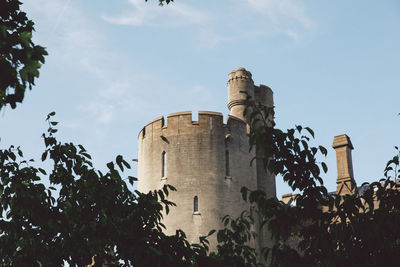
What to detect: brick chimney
<box><xmin>332</xmin><ymin>134</ymin><xmax>357</xmax><ymax>195</ymax></box>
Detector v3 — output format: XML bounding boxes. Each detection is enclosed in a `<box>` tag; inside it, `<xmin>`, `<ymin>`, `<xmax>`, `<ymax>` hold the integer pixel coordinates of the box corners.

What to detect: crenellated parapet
<box><xmin>138</xmin><ymin>111</ymin><xmax>247</xmax><ymax>141</ymax></box>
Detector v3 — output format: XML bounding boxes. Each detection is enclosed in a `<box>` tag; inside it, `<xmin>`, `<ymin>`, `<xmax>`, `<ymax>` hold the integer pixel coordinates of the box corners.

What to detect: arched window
<box><xmin>161</xmin><ymin>151</ymin><xmax>166</xmax><ymax>178</ymax></box>
<box><xmin>194</xmin><ymin>196</ymin><xmax>199</xmax><ymax>213</ymax></box>
<box><xmin>225</xmin><ymin>150</ymin><xmax>230</xmax><ymax>176</ymax></box>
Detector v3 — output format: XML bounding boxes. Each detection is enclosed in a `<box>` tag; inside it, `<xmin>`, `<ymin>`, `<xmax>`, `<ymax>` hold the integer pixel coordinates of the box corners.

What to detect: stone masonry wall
<box><xmin>137</xmin><ymin>111</ymin><xmax>257</xmax><ymax>247</ymax></box>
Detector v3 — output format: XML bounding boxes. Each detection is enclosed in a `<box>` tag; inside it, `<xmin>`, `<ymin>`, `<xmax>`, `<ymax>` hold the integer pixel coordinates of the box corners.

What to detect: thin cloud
<box><xmin>287</xmin><ymin>30</ymin><xmax>300</xmax><ymax>42</ymax></box>
<box><xmin>103</xmin><ymin>0</ymin><xmax>316</xmax><ymax>46</ymax></box>
<box><xmin>102</xmin><ymin>0</ymin><xmax>213</xmax><ymax>28</ymax></box>
<box><xmin>23</xmin><ymin>0</ymin><xmax>164</xmax><ymax>125</ymax></box>
<box><xmin>246</xmin><ymin>0</ymin><xmax>316</xmax><ymax>41</ymax></box>
<box><xmin>247</xmin><ymin>0</ymin><xmax>315</xmax><ymax>29</ymax></box>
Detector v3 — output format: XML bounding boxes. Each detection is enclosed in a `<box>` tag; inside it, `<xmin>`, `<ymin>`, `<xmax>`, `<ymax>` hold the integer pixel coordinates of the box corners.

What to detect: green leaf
<box><xmin>207</xmin><ymin>229</ymin><xmax>216</xmax><ymax>236</ymax></box>
<box><xmin>305</xmin><ymin>127</ymin><xmax>314</xmax><ymax>138</ymax></box>
<box><xmin>122</xmin><ymin>159</ymin><xmax>131</xmax><ymax>169</ymax></box>
<box><xmin>321</xmin><ymin>162</ymin><xmax>328</xmax><ymax>173</ymax></box>
<box><xmin>19</xmin><ymin>31</ymin><xmax>32</xmax><ymax>47</ymax></box>
<box><xmin>17</xmin><ymin>147</ymin><xmax>23</xmax><ymax>157</ymax></box>
<box><xmin>319</xmin><ymin>145</ymin><xmax>327</xmax><ymax>156</ymax></box>
<box><xmin>106</xmin><ymin>162</ymin><xmax>114</xmax><ymax>170</ymax></box>
<box><xmin>41</xmin><ymin>150</ymin><xmax>48</xmax><ymax>161</ymax></box>
<box><xmin>9</xmin><ymin>152</ymin><xmax>16</xmax><ymax>161</ymax></box>
<box><xmin>301</xmin><ymin>140</ymin><xmax>308</xmax><ymax>150</ymax></box>
<box><xmin>116</xmin><ymin>155</ymin><xmax>124</xmax><ymax>171</ymax></box>
<box><xmin>128</xmin><ymin>176</ymin><xmax>137</xmax><ymax>185</ymax></box>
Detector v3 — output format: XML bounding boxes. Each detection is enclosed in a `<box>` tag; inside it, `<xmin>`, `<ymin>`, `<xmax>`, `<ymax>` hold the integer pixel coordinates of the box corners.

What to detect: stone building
<box><xmin>136</xmin><ymin>67</ymin><xmax>276</xmax><ymax>250</ymax></box>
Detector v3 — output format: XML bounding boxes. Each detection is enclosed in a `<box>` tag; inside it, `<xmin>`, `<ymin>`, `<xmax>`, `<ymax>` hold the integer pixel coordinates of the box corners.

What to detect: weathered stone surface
<box><xmin>332</xmin><ymin>134</ymin><xmax>357</xmax><ymax>195</ymax></box>
<box><xmin>137</xmin><ymin>68</ymin><xmax>276</xmax><ymax>251</ymax></box>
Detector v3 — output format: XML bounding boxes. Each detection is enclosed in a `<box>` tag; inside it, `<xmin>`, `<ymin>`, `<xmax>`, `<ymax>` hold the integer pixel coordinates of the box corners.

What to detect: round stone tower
<box><xmin>137</xmin><ymin>67</ymin><xmax>276</xmax><ymax>250</ymax></box>
<box><xmin>137</xmin><ymin>111</ymin><xmax>257</xmax><ymax>246</ymax></box>
<box><xmin>227</xmin><ymin>67</ymin><xmax>255</xmax><ymax>121</ymax></box>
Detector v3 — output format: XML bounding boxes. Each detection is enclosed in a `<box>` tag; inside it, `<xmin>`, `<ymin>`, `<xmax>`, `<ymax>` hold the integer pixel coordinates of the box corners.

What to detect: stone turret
<box><xmin>253</xmin><ymin>84</ymin><xmax>275</xmax><ymax>197</ymax></box>
<box><xmin>227</xmin><ymin>67</ymin><xmax>255</xmax><ymax>122</ymax></box>
<box><xmin>255</xmin><ymin>84</ymin><xmax>273</xmax><ymax>108</ymax></box>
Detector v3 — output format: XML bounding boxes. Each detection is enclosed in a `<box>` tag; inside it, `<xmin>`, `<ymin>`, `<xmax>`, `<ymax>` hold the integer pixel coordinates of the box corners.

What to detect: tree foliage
<box><xmin>2</xmin><ymin>1</ymin><xmax>400</xmax><ymax>266</ymax></box>
<box><xmin>2</xmin><ymin>106</ymin><xmax>398</xmax><ymax>267</ymax></box>
<box><xmin>0</xmin><ymin>0</ymin><xmax>47</xmax><ymax>110</ymax></box>
<box><xmin>0</xmin><ymin>113</ymin><xmax>261</xmax><ymax>266</ymax></box>
<box><xmin>243</xmin><ymin>98</ymin><xmax>400</xmax><ymax>266</ymax></box>
<box><xmin>0</xmin><ymin>113</ymin><xmax>185</xmax><ymax>266</ymax></box>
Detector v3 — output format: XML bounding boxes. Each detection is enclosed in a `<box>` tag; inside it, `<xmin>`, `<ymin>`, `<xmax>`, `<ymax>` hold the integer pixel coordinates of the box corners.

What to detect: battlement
<box><xmin>139</xmin><ymin>111</ymin><xmax>246</xmax><ymax>140</ymax></box>
<box><xmin>227</xmin><ymin>67</ymin><xmax>253</xmax><ymax>84</ymax></box>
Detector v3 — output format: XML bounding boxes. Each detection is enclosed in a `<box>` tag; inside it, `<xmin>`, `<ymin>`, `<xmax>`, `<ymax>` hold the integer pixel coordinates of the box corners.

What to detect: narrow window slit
<box><xmin>194</xmin><ymin>196</ymin><xmax>199</xmax><ymax>213</ymax></box>
<box><xmin>161</xmin><ymin>151</ymin><xmax>166</xmax><ymax>178</ymax></box>
<box><xmin>225</xmin><ymin>150</ymin><xmax>230</xmax><ymax>176</ymax></box>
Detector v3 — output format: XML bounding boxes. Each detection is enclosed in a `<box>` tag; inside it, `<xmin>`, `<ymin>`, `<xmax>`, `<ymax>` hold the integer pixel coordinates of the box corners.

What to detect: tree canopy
<box><xmin>242</xmin><ymin>98</ymin><xmax>400</xmax><ymax>266</ymax></box>
<box><xmin>0</xmin><ymin>0</ymin><xmax>47</xmax><ymax>110</ymax></box>
<box><xmin>0</xmin><ymin>112</ymin><xmax>260</xmax><ymax>266</ymax></box>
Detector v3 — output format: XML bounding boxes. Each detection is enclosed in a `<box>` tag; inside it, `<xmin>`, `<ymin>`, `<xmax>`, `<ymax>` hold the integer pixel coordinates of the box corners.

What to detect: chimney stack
<box><xmin>332</xmin><ymin>134</ymin><xmax>357</xmax><ymax>195</ymax></box>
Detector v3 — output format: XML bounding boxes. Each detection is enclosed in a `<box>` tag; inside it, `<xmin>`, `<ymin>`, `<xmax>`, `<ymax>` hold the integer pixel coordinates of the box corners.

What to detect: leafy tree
<box><xmin>2</xmin><ymin>108</ymin><xmax>398</xmax><ymax>267</ymax></box>
<box><xmin>0</xmin><ymin>113</ymin><xmax>262</xmax><ymax>266</ymax></box>
<box><xmin>243</xmin><ymin>98</ymin><xmax>400</xmax><ymax>266</ymax></box>
<box><xmin>0</xmin><ymin>0</ymin><xmax>48</xmax><ymax>110</ymax></box>
<box><xmin>0</xmin><ymin>113</ymin><xmax>186</xmax><ymax>266</ymax></box>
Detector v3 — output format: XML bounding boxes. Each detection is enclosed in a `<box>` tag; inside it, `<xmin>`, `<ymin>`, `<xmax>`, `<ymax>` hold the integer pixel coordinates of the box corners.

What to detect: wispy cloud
<box><xmin>102</xmin><ymin>0</ymin><xmax>212</xmax><ymax>27</ymax></box>
<box><xmin>103</xmin><ymin>0</ymin><xmax>316</xmax><ymax>46</ymax></box>
<box><xmin>287</xmin><ymin>30</ymin><xmax>300</xmax><ymax>42</ymax></box>
<box><xmin>247</xmin><ymin>0</ymin><xmax>315</xmax><ymax>29</ymax></box>
<box><xmin>23</xmin><ymin>0</ymin><xmax>172</xmax><ymax>127</ymax></box>
<box><xmin>23</xmin><ymin>0</ymin><xmax>315</xmax><ymax>126</ymax></box>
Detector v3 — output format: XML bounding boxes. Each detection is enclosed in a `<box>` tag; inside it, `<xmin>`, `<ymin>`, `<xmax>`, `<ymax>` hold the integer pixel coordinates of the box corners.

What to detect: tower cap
<box><xmin>228</xmin><ymin>67</ymin><xmax>252</xmax><ymax>81</ymax></box>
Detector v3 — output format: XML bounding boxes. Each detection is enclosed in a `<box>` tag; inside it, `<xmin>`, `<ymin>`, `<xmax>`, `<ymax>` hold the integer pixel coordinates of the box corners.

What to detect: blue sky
<box><xmin>1</xmin><ymin>0</ymin><xmax>399</xmax><ymax>197</ymax></box>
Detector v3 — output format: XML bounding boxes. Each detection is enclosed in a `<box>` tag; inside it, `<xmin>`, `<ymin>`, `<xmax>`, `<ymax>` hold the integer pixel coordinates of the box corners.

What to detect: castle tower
<box><xmin>137</xmin><ymin>68</ymin><xmax>276</xmax><ymax>251</ymax></box>
<box><xmin>227</xmin><ymin>67</ymin><xmax>255</xmax><ymax>121</ymax></box>
<box><xmin>228</xmin><ymin>68</ymin><xmax>276</xmax><ymax>197</ymax></box>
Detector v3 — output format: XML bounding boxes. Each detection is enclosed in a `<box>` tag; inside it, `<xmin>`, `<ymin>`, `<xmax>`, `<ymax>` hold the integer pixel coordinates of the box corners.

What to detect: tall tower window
<box><xmin>194</xmin><ymin>196</ymin><xmax>199</xmax><ymax>213</ymax></box>
<box><xmin>161</xmin><ymin>151</ymin><xmax>166</xmax><ymax>178</ymax></box>
<box><xmin>225</xmin><ymin>150</ymin><xmax>230</xmax><ymax>176</ymax></box>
